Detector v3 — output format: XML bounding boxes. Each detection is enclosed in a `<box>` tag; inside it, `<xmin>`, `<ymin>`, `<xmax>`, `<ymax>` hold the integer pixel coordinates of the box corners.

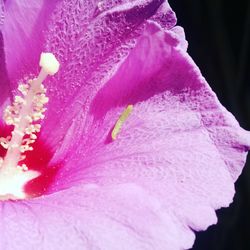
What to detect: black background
<box><xmin>170</xmin><ymin>1</ymin><xmax>250</xmax><ymax>250</ymax></box>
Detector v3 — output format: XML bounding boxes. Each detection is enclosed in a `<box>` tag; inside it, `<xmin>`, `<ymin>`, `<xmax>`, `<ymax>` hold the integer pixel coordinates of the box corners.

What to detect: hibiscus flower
<box><xmin>0</xmin><ymin>0</ymin><xmax>249</xmax><ymax>249</ymax></box>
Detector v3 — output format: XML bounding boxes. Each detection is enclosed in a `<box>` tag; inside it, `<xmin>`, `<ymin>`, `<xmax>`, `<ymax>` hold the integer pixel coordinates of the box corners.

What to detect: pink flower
<box><xmin>0</xmin><ymin>0</ymin><xmax>249</xmax><ymax>249</ymax></box>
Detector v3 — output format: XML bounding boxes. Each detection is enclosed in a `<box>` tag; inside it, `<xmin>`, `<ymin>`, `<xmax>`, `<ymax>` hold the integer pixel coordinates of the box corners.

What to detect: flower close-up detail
<box><xmin>0</xmin><ymin>0</ymin><xmax>249</xmax><ymax>249</ymax></box>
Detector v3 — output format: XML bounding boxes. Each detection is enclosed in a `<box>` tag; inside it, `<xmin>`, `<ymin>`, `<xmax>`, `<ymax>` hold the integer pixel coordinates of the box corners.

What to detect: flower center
<box><xmin>0</xmin><ymin>53</ymin><xmax>59</xmax><ymax>200</ymax></box>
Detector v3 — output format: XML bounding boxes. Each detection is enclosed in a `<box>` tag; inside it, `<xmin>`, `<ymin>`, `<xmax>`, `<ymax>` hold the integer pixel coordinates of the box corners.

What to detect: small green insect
<box><xmin>111</xmin><ymin>105</ymin><xmax>133</xmax><ymax>140</ymax></box>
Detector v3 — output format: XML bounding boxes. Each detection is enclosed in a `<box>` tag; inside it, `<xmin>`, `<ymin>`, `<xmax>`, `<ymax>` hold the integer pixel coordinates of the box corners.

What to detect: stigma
<box><xmin>0</xmin><ymin>53</ymin><xmax>59</xmax><ymax>200</ymax></box>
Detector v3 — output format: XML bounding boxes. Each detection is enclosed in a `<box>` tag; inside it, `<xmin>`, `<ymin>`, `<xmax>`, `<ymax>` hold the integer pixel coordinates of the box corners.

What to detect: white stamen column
<box><xmin>0</xmin><ymin>53</ymin><xmax>59</xmax><ymax>200</ymax></box>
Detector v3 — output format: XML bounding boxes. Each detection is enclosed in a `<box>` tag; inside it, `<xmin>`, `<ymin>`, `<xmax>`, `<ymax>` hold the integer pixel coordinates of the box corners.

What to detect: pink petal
<box><xmin>0</xmin><ymin>0</ymin><xmax>3</xmax><ymax>27</ymax></box>
<box><xmin>2</xmin><ymin>0</ymin><xmax>58</xmax><ymax>84</ymax></box>
<box><xmin>47</xmin><ymin>22</ymin><xmax>250</xmax><ymax>248</ymax></box>
<box><xmin>0</xmin><ymin>36</ymin><xmax>11</xmax><ymax>115</ymax></box>
<box><xmin>0</xmin><ymin>183</ymin><xmax>194</xmax><ymax>249</ymax></box>
<box><xmin>150</xmin><ymin>0</ymin><xmax>177</xmax><ymax>29</ymax></box>
<box><xmin>0</xmin><ymin>0</ymin><xmax>9</xmax><ymax>109</ymax></box>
